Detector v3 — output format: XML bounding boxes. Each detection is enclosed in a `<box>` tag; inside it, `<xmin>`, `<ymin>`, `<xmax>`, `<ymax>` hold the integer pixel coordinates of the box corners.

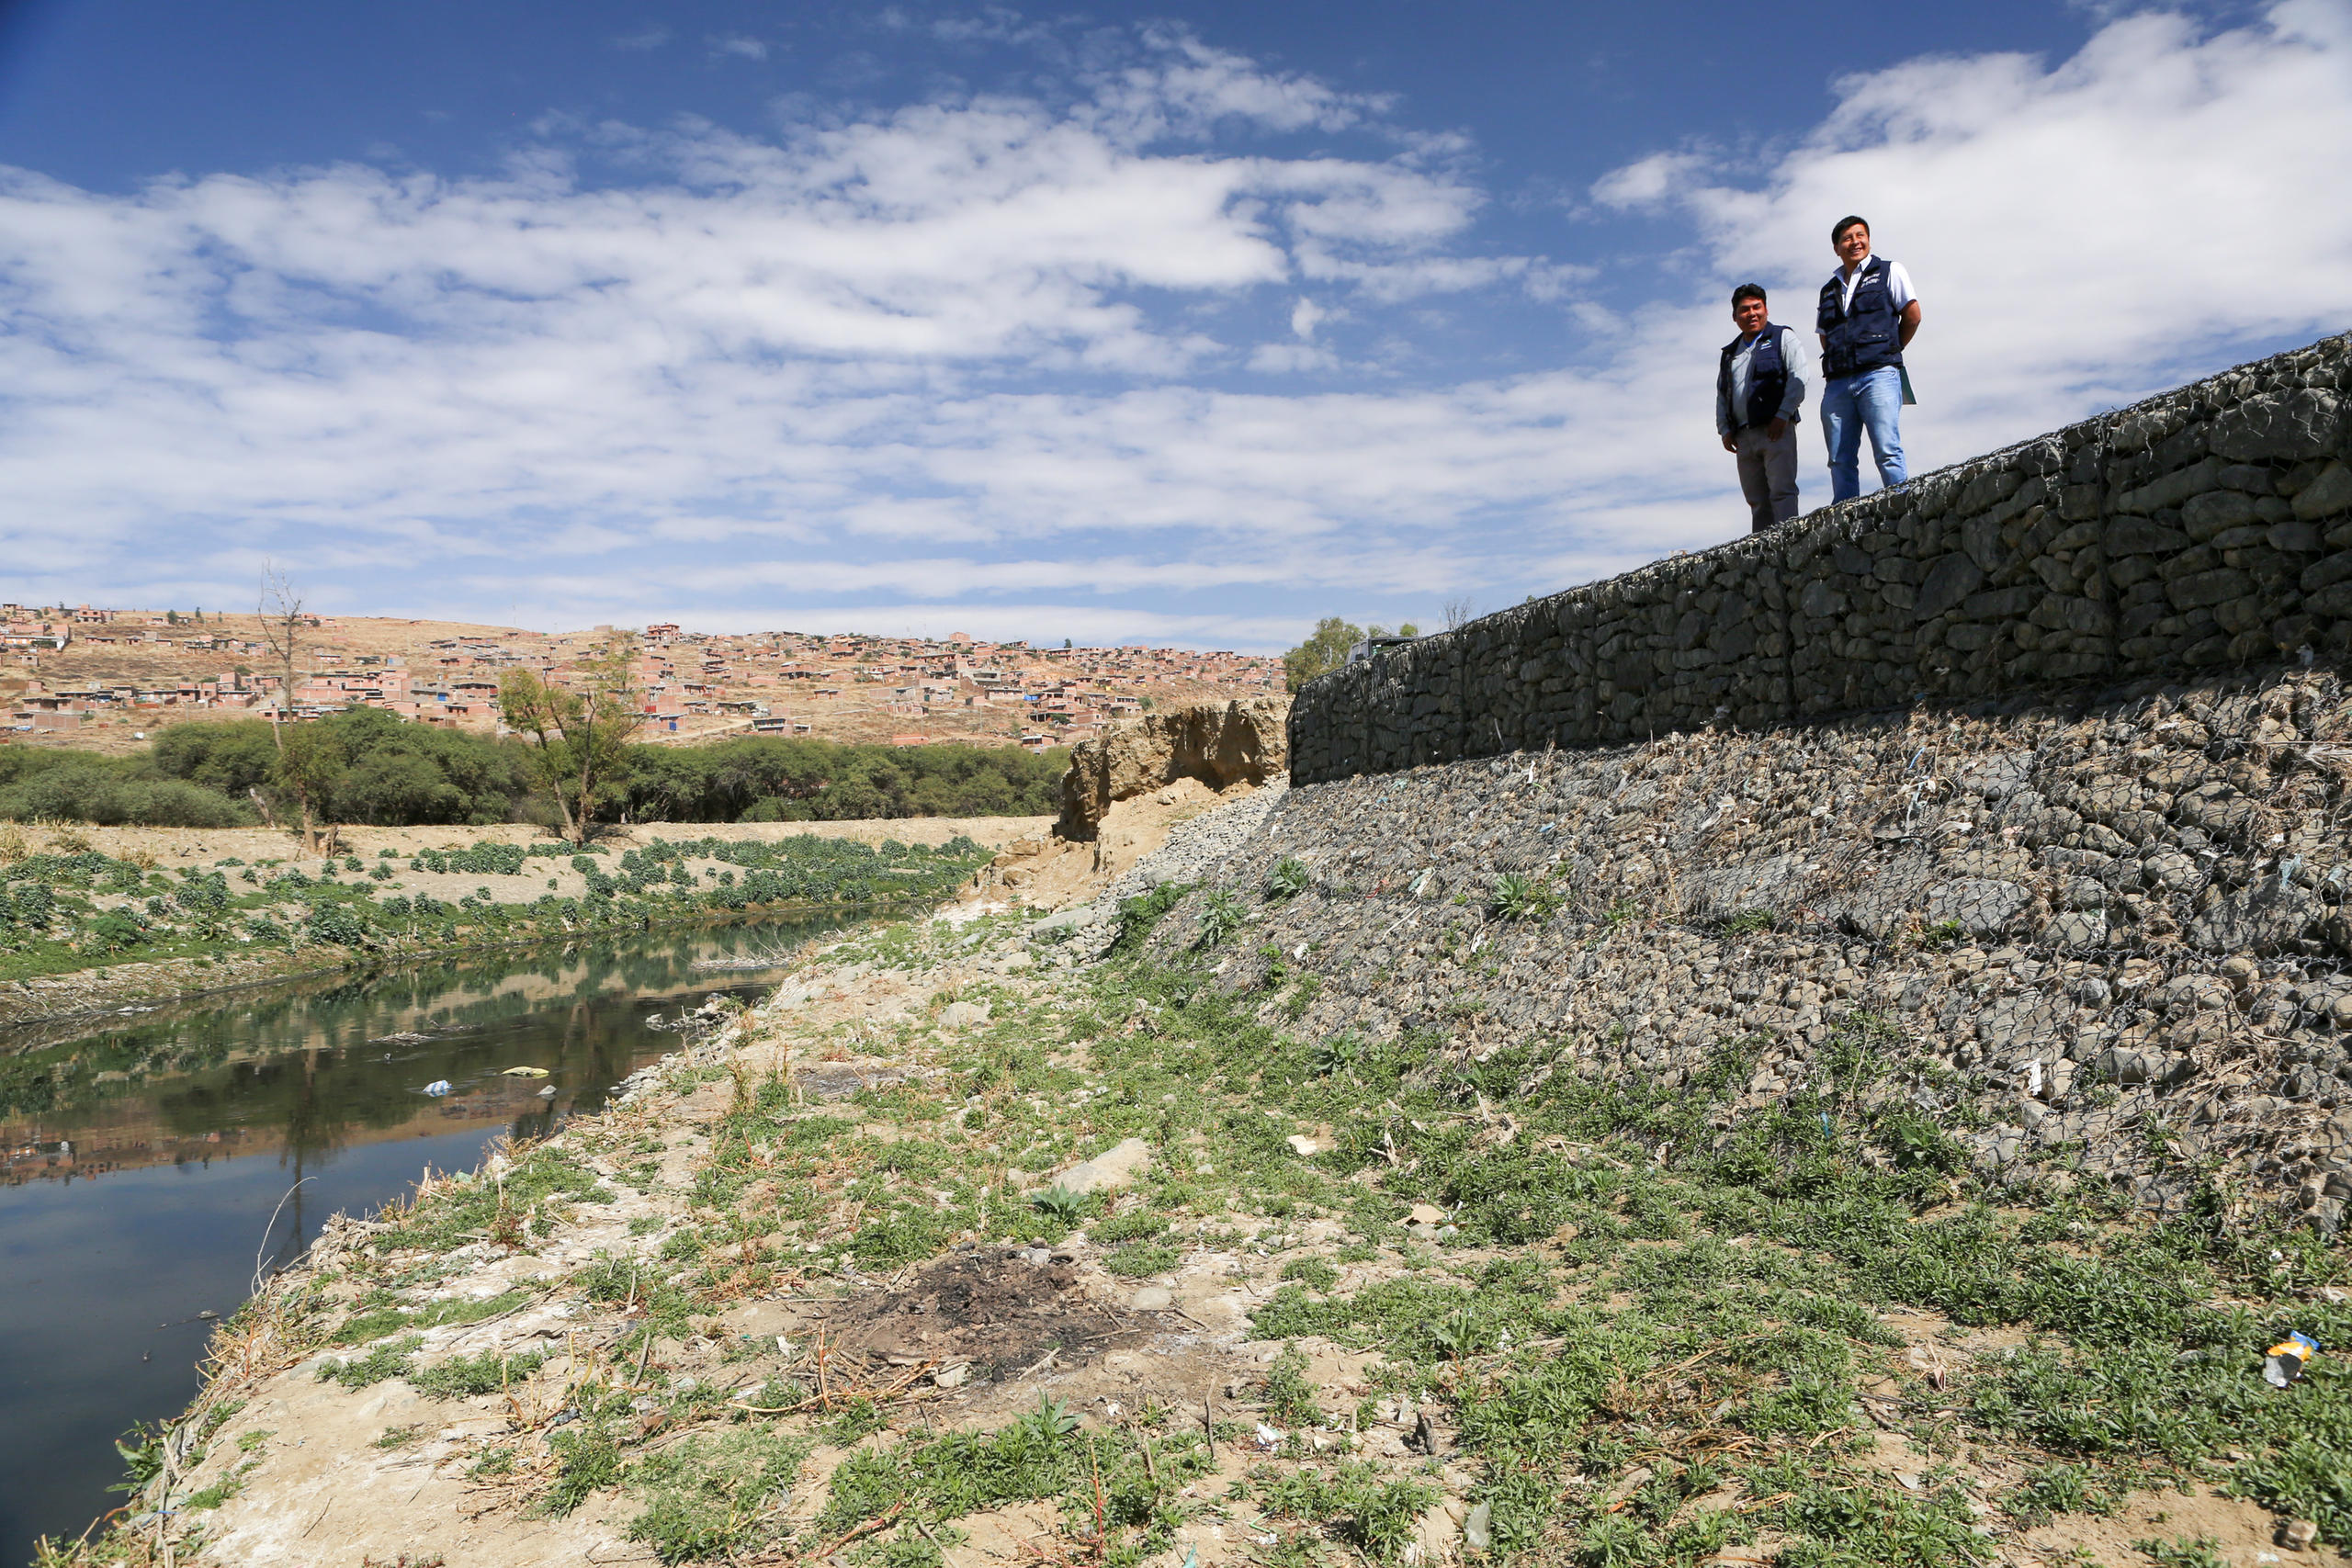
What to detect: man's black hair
<box><xmin>1731</xmin><ymin>283</ymin><xmax>1768</xmax><ymax>308</ymax></box>
<box><xmin>1831</xmin><ymin>214</ymin><xmax>1870</xmax><ymax>243</ymax></box>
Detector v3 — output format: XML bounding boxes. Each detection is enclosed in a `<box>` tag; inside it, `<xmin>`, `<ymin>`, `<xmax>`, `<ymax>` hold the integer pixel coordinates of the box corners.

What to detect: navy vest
<box><xmin>1817</xmin><ymin>255</ymin><xmax>1904</xmax><ymax>378</ymax></box>
<box><xmin>1718</xmin><ymin>324</ymin><xmax>1791</xmax><ymax>431</ymax></box>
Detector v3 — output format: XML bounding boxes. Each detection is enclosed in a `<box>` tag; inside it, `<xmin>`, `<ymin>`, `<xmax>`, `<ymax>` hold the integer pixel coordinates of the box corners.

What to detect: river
<box><xmin>0</xmin><ymin>917</ymin><xmax>854</xmax><ymax>1562</ymax></box>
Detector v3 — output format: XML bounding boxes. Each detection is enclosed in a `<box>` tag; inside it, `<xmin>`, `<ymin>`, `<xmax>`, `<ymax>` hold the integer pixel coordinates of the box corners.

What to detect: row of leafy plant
<box><xmin>0</xmin><ymin>711</ymin><xmax>1067</xmax><ymax>829</ymax></box>
<box><xmin>0</xmin><ymin>834</ymin><xmax>989</xmax><ymax>983</ymax></box>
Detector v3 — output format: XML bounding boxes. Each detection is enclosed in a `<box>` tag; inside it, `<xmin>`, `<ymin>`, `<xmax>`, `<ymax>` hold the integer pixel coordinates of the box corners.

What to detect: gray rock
<box><xmin>2106</xmin><ymin>516</ymin><xmax>2191</xmax><ymax>556</ymax></box>
<box><xmin>1028</xmin><ymin>903</ymin><xmax>1108</xmax><ymax>935</ymax></box>
<box><xmin>1915</xmin><ymin>554</ymin><xmax>1984</xmax><ymax>621</ymax></box>
<box><xmin>1045</xmin><ymin>1136</ymin><xmax>1153</xmax><ymax>1196</ymax></box>
<box><xmin>2292</xmin><ymin>460</ymin><xmax>2352</xmax><ymax>522</ymax></box>
<box><xmin>2040</xmin><ymin>911</ymin><xmax>2109</xmax><ymax>949</ymax></box>
<box><xmin>2167</xmin><ymin>567</ymin><xmax>2255</xmax><ymax>610</ymax></box>
<box><xmin>1927</xmin><ymin>879</ymin><xmax>2034</xmax><ymax>938</ymax></box>
<box><xmin>2116</xmin><ymin>456</ymin><xmax>2220</xmax><ymax>515</ymax></box>
<box><xmin>2180</xmin><ymin>491</ymin><xmax>2260</xmax><ymax>541</ymax></box>
<box><xmin>2210</xmin><ymin>388</ymin><xmax>2343</xmax><ymax>461</ymax></box>
<box><xmin>2299</xmin><ymin>550</ymin><xmax>2352</xmax><ymax>595</ymax></box>
<box><xmin>2187</xmin><ymin>876</ymin><xmax>2324</xmax><ymax>953</ymax></box>
<box><xmin>797</xmin><ymin>1062</ymin><xmax>920</xmax><ymax>1102</ymax></box>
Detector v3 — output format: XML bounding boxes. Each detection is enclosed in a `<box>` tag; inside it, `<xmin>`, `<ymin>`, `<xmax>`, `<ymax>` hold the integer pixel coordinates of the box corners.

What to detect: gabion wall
<box><xmin>1292</xmin><ymin>333</ymin><xmax>2352</xmax><ymax>784</ymax></box>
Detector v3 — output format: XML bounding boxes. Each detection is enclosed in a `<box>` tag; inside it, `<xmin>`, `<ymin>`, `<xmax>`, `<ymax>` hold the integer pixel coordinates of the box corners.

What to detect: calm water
<box><xmin>0</xmin><ymin>918</ymin><xmax>853</xmax><ymax>1562</ymax></box>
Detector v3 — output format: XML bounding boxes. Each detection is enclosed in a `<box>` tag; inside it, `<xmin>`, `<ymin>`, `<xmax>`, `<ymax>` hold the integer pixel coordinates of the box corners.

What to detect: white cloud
<box><xmin>1588</xmin><ymin>149</ymin><xmax>1708</xmax><ymax>211</ymax></box>
<box><xmin>1589</xmin><ymin>2</ymin><xmax>2352</xmax><ymax>452</ymax></box>
<box><xmin>612</xmin><ymin>25</ymin><xmax>670</xmax><ymax>51</ymax></box>
<box><xmin>709</xmin><ymin>34</ymin><xmax>769</xmax><ymax>61</ymax></box>
<box><xmin>5</xmin><ymin>7</ymin><xmax>2350</xmax><ymax>649</ymax></box>
<box><xmin>1247</xmin><ymin>342</ymin><xmax>1337</xmax><ymax>373</ymax></box>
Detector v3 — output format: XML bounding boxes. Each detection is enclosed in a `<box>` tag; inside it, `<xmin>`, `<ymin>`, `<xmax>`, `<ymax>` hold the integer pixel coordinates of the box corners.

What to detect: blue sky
<box><xmin>2</xmin><ymin>0</ymin><xmax>2346</xmax><ymax>649</ymax></box>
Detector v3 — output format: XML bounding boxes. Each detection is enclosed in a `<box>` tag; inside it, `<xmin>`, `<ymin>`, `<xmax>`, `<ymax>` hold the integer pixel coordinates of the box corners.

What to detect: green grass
<box><xmin>410</xmin><ymin>1347</ymin><xmax>550</xmax><ymax>1401</ymax></box>
<box><xmin>315</xmin><ymin>1336</ymin><xmax>424</xmax><ymax>1390</ymax></box>
<box><xmin>0</xmin><ymin>832</ymin><xmax>992</xmax><ymax>995</ymax></box>
<box><xmin>626</xmin><ymin>1427</ymin><xmax>813</xmax><ymax>1564</ymax></box>
<box><xmin>1248</xmin><ymin>1461</ymin><xmax>1437</xmax><ymax>1562</ymax></box>
<box><xmin>332</xmin><ymin>1288</ymin><xmax>532</xmax><ymax>1344</ymax></box>
<box><xmin>1001</xmin><ymin>946</ymin><xmax>2352</xmax><ymax>1561</ymax></box>
<box><xmin>382</xmin><ymin>1150</ymin><xmax>610</xmax><ymax>1253</ymax></box>
<box><xmin>819</xmin><ymin>1411</ymin><xmax>1213</xmax><ymax>1568</ymax></box>
<box><xmin>1103</xmin><ymin>1240</ymin><xmax>1182</xmax><ymax>1277</ymax></box>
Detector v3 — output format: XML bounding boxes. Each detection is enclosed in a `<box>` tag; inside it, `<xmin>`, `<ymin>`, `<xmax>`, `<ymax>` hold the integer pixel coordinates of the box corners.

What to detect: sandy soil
<box><xmin>18</xmin><ymin>815</ymin><xmax>1053</xmax><ymax>867</ymax></box>
<box><xmin>976</xmin><ymin>775</ymin><xmax>1245</xmax><ymax>908</ymax></box>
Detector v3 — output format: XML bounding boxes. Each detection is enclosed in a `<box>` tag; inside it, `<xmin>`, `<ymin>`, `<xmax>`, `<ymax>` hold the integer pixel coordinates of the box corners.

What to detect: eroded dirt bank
<box><xmin>56</xmin><ymin>676</ymin><xmax>2352</xmax><ymax>1568</ymax></box>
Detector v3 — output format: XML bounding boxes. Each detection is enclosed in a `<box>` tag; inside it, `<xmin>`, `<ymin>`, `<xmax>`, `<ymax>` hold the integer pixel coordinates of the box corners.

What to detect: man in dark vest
<box><xmin>1716</xmin><ymin>283</ymin><xmax>1810</xmax><ymax>532</ymax></box>
<box><xmin>1816</xmin><ymin>214</ymin><xmax>1921</xmax><ymax>502</ymax></box>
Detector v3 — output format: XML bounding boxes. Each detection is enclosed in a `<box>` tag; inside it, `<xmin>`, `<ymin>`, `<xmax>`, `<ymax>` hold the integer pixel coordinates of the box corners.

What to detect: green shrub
<box><xmin>1487</xmin><ymin>872</ymin><xmax>1559</xmax><ymax>922</ymax></box>
<box><xmin>1193</xmin><ymin>890</ymin><xmax>1245</xmax><ymax>947</ymax></box>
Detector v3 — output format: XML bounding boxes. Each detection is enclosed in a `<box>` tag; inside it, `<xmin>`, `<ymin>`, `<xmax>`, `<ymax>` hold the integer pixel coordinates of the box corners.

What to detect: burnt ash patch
<box><xmin>819</xmin><ymin>1247</ymin><xmax>1155</xmax><ymax>1378</ymax></box>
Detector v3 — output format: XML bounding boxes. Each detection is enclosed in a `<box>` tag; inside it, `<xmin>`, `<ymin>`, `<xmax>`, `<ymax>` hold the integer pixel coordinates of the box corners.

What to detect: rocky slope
<box><xmin>1110</xmin><ymin>666</ymin><xmax>2352</xmax><ymax>1230</ymax></box>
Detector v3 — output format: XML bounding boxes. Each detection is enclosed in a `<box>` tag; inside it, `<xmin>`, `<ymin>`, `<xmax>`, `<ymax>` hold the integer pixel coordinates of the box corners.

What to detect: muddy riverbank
<box><xmin>0</xmin><ymin>916</ymin><xmax>861</xmax><ymax>1562</ymax></box>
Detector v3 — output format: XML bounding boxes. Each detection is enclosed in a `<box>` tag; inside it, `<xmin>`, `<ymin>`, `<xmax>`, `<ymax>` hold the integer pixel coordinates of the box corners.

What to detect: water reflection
<box><xmin>0</xmin><ymin>915</ymin><xmax>853</xmax><ymax>1562</ymax></box>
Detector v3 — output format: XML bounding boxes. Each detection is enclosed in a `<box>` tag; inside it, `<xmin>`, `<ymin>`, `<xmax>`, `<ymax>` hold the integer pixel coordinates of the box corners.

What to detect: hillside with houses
<box><xmin>0</xmin><ymin>605</ymin><xmax>1280</xmax><ymax>753</ymax></box>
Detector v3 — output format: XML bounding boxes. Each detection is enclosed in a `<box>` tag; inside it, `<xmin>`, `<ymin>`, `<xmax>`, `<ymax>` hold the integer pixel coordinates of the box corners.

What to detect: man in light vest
<box><xmin>1816</xmin><ymin>214</ymin><xmax>1922</xmax><ymax>502</ymax></box>
<box><xmin>1716</xmin><ymin>283</ymin><xmax>1811</xmax><ymax>533</ymax></box>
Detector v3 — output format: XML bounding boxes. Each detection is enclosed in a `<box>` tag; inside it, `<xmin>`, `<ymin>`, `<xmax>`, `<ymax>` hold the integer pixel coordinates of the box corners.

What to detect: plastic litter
<box><xmin>537</xmin><ymin>1085</ymin><xmax>557</xmax><ymax>1098</ymax></box>
<box><xmin>500</xmin><ymin>1066</ymin><xmax>549</xmax><ymax>1077</ymax></box>
<box><xmin>1464</xmin><ymin>1500</ymin><xmax>1492</xmax><ymax>1551</ymax></box>
<box><xmin>421</xmin><ymin>1079</ymin><xmax>452</xmax><ymax>1097</ymax></box>
<box><xmin>2265</xmin><ymin>1331</ymin><xmax>2319</xmax><ymax>1388</ymax></box>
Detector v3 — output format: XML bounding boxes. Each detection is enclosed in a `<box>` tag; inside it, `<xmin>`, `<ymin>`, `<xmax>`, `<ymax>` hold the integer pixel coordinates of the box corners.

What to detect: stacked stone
<box><xmin>1151</xmin><ymin>670</ymin><xmax>2352</xmax><ymax>1232</ymax></box>
<box><xmin>1292</xmin><ymin>332</ymin><xmax>2352</xmax><ymax>786</ymax></box>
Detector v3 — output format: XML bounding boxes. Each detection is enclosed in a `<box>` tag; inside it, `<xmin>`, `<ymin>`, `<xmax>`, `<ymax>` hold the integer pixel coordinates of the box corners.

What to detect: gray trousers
<box><xmin>1734</xmin><ymin>423</ymin><xmax>1800</xmax><ymax>532</ymax></box>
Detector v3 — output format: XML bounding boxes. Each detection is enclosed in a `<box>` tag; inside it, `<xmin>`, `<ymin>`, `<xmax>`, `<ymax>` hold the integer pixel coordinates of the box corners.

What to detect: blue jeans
<box><xmin>1821</xmin><ymin>365</ymin><xmax>1905</xmax><ymax>502</ymax></box>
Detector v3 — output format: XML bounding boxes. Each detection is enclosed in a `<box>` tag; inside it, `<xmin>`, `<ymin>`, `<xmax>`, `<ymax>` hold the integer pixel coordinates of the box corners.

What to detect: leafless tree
<box><xmin>256</xmin><ymin>565</ymin><xmax>325</xmax><ymax>850</ymax></box>
<box><xmin>1442</xmin><ymin>595</ymin><xmax>1477</xmax><ymax>632</ymax></box>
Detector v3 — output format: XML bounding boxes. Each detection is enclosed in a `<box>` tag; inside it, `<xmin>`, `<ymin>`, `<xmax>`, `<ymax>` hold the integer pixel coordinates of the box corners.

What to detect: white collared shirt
<box><xmin>1833</xmin><ymin>255</ymin><xmax>1917</xmax><ymax>313</ymax></box>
